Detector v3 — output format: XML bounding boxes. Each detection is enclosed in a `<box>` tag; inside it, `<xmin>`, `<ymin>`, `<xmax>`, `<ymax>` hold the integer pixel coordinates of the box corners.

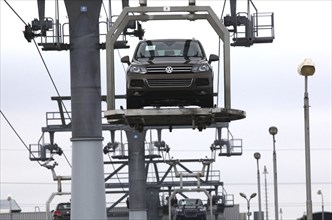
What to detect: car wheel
<box><xmin>200</xmin><ymin>96</ymin><xmax>213</xmax><ymax>108</ymax></box>
<box><xmin>127</xmin><ymin>97</ymin><xmax>142</xmax><ymax>109</ymax></box>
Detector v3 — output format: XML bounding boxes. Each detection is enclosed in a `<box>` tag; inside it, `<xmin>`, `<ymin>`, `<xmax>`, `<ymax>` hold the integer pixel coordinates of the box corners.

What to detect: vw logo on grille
<box><xmin>165</xmin><ymin>66</ymin><xmax>173</xmax><ymax>73</ymax></box>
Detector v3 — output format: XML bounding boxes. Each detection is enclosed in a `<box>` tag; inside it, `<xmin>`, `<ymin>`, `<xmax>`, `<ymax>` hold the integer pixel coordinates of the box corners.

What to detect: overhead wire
<box><xmin>31</xmin><ymin>39</ymin><xmax>72</xmax><ymax>122</ymax></box>
<box><xmin>102</xmin><ymin>1</ymin><xmax>109</xmax><ymax>21</ymax></box>
<box><xmin>3</xmin><ymin>0</ymin><xmax>27</xmax><ymax>26</ymax></box>
<box><xmin>62</xmin><ymin>151</ymin><xmax>72</xmax><ymax>168</ymax></box>
<box><xmin>0</xmin><ymin>111</ymin><xmax>42</xmax><ymax>166</ymax></box>
<box><xmin>30</xmin><ymin>42</ymin><xmax>73</xmax><ymax>166</ymax></box>
<box><xmin>4</xmin><ymin>0</ymin><xmax>71</xmax><ymax>121</ymax></box>
<box><xmin>4</xmin><ymin>0</ymin><xmax>72</xmax><ymax>168</ymax></box>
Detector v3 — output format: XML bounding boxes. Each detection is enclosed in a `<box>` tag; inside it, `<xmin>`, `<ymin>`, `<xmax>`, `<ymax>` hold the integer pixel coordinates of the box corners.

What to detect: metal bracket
<box><xmin>210</xmin><ymin>127</ymin><xmax>243</xmax><ymax>156</ymax></box>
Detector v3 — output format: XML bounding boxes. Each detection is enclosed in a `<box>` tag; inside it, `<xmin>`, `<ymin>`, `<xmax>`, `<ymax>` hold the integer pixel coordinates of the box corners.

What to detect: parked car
<box><xmin>175</xmin><ymin>198</ymin><xmax>206</xmax><ymax>220</ymax></box>
<box><xmin>53</xmin><ymin>202</ymin><xmax>70</xmax><ymax>220</ymax></box>
<box><xmin>121</xmin><ymin>39</ymin><xmax>219</xmax><ymax>109</ymax></box>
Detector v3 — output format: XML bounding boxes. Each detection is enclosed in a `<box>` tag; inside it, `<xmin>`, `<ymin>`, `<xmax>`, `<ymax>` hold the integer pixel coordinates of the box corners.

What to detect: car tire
<box><xmin>127</xmin><ymin>97</ymin><xmax>142</xmax><ymax>109</ymax></box>
<box><xmin>200</xmin><ymin>96</ymin><xmax>213</xmax><ymax>108</ymax></box>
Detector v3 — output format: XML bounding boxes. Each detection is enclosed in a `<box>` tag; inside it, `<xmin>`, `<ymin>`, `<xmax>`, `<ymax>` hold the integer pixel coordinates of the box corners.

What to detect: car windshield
<box><xmin>58</xmin><ymin>203</ymin><xmax>71</xmax><ymax>210</ymax></box>
<box><xmin>135</xmin><ymin>40</ymin><xmax>204</xmax><ymax>59</ymax></box>
<box><xmin>179</xmin><ymin>199</ymin><xmax>202</xmax><ymax>206</ymax></box>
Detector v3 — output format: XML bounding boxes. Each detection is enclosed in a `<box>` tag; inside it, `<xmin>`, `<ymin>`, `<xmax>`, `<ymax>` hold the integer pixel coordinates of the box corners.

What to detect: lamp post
<box><xmin>269</xmin><ymin>126</ymin><xmax>279</xmax><ymax>220</ymax></box>
<box><xmin>254</xmin><ymin>152</ymin><xmax>263</xmax><ymax>220</ymax></box>
<box><xmin>7</xmin><ymin>195</ymin><xmax>13</xmax><ymax>220</ymax></box>
<box><xmin>263</xmin><ymin>166</ymin><xmax>269</xmax><ymax>220</ymax></box>
<box><xmin>298</xmin><ymin>58</ymin><xmax>315</xmax><ymax>220</ymax></box>
<box><xmin>317</xmin><ymin>189</ymin><xmax>324</xmax><ymax>220</ymax></box>
<box><xmin>240</xmin><ymin>192</ymin><xmax>257</xmax><ymax>220</ymax></box>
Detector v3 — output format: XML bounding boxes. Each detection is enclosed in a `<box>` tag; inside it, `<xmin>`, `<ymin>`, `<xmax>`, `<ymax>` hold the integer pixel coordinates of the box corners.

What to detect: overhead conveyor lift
<box><xmin>104</xmin><ymin>3</ymin><xmax>246</xmax><ymax>130</ymax></box>
<box><xmin>104</xmin><ymin>0</ymin><xmax>274</xmax><ymax>126</ymax></box>
<box><xmin>103</xmin><ymin>2</ymin><xmax>246</xmax><ymax>219</ymax></box>
<box><xmin>105</xmin><ymin>4</ymin><xmax>233</xmax><ymax>111</ymax></box>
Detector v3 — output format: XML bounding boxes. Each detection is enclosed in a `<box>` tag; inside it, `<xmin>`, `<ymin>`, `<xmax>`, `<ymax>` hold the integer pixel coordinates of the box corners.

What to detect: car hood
<box><xmin>133</xmin><ymin>57</ymin><xmax>206</xmax><ymax>65</ymax></box>
<box><xmin>179</xmin><ymin>205</ymin><xmax>203</xmax><ymax>209</ymax></box>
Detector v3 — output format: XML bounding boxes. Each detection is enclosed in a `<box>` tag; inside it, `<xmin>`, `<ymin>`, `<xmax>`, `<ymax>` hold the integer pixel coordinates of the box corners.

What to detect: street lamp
<box><xmin>7</xmin><ymin>195</ymin><xmax>13</xmax><ymax>220</ymax></box>
<box><xmin>240</xmin><ymin>192</ymin><xmax>257</xmax><ymax>220</ymax></box>
<box><xmin>298</xmin><ymin>58</ymin><xmax>315</xmax><ymax>220</ymax></box>
<box><xmin>263</xmin><ymin>166</ymin><xmax>269</xmax><ymax>220</ymax></box>
<box><xmin>317</xmin><ymin>189</ymin><xmax>324</xmax><ymax>220</ymax></box>
<box><xmin>254</xmin><ymin>152</ymin><xmax>263</xmax><ymax>220</ymax></box>
<box><xmin>269</xmin><ymin>126</ymin><xmax>279</xmax><ymax>220</ymax></box>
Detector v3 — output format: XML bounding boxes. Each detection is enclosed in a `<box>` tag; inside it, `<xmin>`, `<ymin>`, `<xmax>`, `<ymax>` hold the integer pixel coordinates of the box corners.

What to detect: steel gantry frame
<box><xmin>31</xmin><ymin>95</ymin><xmax>242</xmax><ymax>219</ymax></box>
<box><xmin>103</xmin><ymin>158</ymin><xmax>232</xmax><ymax>219</ymax></box>
<box><xmin>104</xmin><ymin>6</ymin><xmax>247</xmax><ymax>219</ymax></box>
<box><xmin>106</xmin><ymin>5</ymin><xmax>232</xmax><ymax>111</ymax></box>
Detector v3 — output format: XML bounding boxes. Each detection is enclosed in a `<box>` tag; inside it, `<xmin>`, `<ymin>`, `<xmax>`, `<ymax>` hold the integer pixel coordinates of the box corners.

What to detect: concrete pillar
<box><xmin>147</xmin><ymin>186</ymin><xmax>162</xmax><ymax>220</ymax></box>
<box><xmin>126</xmin><ymin>129</ymin><xmax>147</xmax><ymax>220</ymax></box>
<box><xmin>64</xmin><ymin>1</ymin><xmax>106</xmax><ymax>219</ymax></box>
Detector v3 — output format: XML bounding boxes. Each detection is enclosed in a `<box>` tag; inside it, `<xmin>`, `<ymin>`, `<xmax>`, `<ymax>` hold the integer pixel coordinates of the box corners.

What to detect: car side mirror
<box><xmin>121</xmin><ymin>56</ymin><xmax>130</xmax><ymax>65</ymax></box>
<box><xmin>208</xmin><ymin>54</ymin><xmax>219</xmax><ymax>64</ymax></box>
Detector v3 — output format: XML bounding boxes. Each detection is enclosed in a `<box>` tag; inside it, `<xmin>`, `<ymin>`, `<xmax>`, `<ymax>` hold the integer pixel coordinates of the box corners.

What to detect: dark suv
<box><xmin>121</xmin><ymin>39</ymin><xmax>219</xmax><ymax>109</ymax></box>
<box><xmin>53</xmin><ymin>202</ymin><xmax>70</xmax><ymax>220</ymax></box>
<box><xmin>176</xmin><ymin>198</ymin><xmax>206</xmax><ymax>220</ymax></box>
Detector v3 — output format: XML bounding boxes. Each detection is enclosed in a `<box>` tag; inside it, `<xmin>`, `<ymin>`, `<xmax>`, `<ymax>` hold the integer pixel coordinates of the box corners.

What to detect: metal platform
<box><xmin>104</xmin><ymin>107</ymin><xmax>246</xmax><ymax>131</ymax></box>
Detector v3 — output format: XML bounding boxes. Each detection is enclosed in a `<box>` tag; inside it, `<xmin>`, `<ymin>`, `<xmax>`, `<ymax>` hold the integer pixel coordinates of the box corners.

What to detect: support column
<box><xmin>64</xmin><ymin>1</ymin><xmax>106</xmax><ymax>219</ymax></box>
<box><xmin>126</xmin><ymin>129</ymin><xmax>147</xmax><ymax>220</ymax></box>
<box><xmin>147</xmin><ymin>186</ymin><xmax>162</xmax><ymax>220</ymax></box>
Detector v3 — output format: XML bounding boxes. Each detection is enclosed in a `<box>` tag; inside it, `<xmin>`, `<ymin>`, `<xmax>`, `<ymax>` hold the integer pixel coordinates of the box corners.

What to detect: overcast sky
<box><xmin>0</xmin><ymin>0</ymin><xmax>331</xmax><ymax>219</ymax></box>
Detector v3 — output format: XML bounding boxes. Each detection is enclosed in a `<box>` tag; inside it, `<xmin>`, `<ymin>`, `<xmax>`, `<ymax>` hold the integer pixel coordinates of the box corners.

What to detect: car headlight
<box><xmin>129</xmin><ymin>65</ymin><xmax>147</xmax><ymax>74</ymax></box>
<box><xmin>192</xmin><ymin>64</ymin><xmax>210</xmax><ymax>72</ymax></box>
<box><xmin>199</xmin><ymin>207</ymin><xmax>206</xmax><ymax>212</ymax></box>
<box><xmin>176</xmin><ymin>208</ymin><xmax>183</xmax><ymax>212</ymax></box>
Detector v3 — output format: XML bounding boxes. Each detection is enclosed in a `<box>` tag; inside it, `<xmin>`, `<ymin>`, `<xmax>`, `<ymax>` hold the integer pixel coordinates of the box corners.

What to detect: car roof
<box><xmin>140</xmin><ymin>39</ymin><xmax>200</xmax><ymax>42</ymax></box>
<box><xmin>56</xmin><ymin>203</ymin><xmax>70</xmax><ymax>207</ymax></box>
<box><xmin>181</xmin><ymin>198</ymin><xmax>201</xmax><ymax>201</ymax></box>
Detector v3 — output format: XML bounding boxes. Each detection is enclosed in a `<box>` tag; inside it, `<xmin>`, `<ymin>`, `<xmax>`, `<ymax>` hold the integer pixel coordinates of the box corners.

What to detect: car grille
<box><xmin>146</xmin><ymin>66</ymin><xmax>192</xmax><ymax>73</ymax></box>
<box><xmin>147</xmin><ymin>79</ymin><xmax>193</xmax><ymax>87</ymax></box>
<box><xmin>184</xmin><ymin>209</ymin><xmax>198</xmax><ymax>217</ymax></box>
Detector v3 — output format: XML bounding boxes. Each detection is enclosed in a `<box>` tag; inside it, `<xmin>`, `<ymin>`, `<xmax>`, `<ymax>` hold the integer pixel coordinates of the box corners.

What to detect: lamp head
<box><xmin>250</xmin><ymin>193</ymin><xmax>257</xmax><ymax>199</ymax></box>
<box><xmin>239</xmin><ymin>192</ymin><xmax>247</xmax><ymax>199</ymax></box>
<box><xmin>269</xmin><ymin>126</ymin><xmax>278</xmax><ymax>135</ymax></box>
<box><xmin>254</xmin><ymin>152</ymin><xmax>261</xmax><ymax>160</ymax></box>
<box><xmin>298</xmin><ymin>58</ymin><xmax>315</xmax><ymax>76</ymax></box>
<box><xmin>317</xmin><ymin>189</ymin><xmax>322</xmax><ymax>195</ymax></box>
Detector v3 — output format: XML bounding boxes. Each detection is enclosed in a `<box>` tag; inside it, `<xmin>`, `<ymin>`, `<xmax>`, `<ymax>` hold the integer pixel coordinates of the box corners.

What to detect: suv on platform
<box><xmin>53</xmin><ymin>202</ymin><xmax>70</xmax><ymax>220</ymax></box>
<box><xmin>121</xmin><ymin>39</ymin><xmax>219</xmax><ymax>109</ymax></box>
<box><xmin>175</xmin><ymin>198</ymin><xmax>206</xmax><ymax>220</ymax></box>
